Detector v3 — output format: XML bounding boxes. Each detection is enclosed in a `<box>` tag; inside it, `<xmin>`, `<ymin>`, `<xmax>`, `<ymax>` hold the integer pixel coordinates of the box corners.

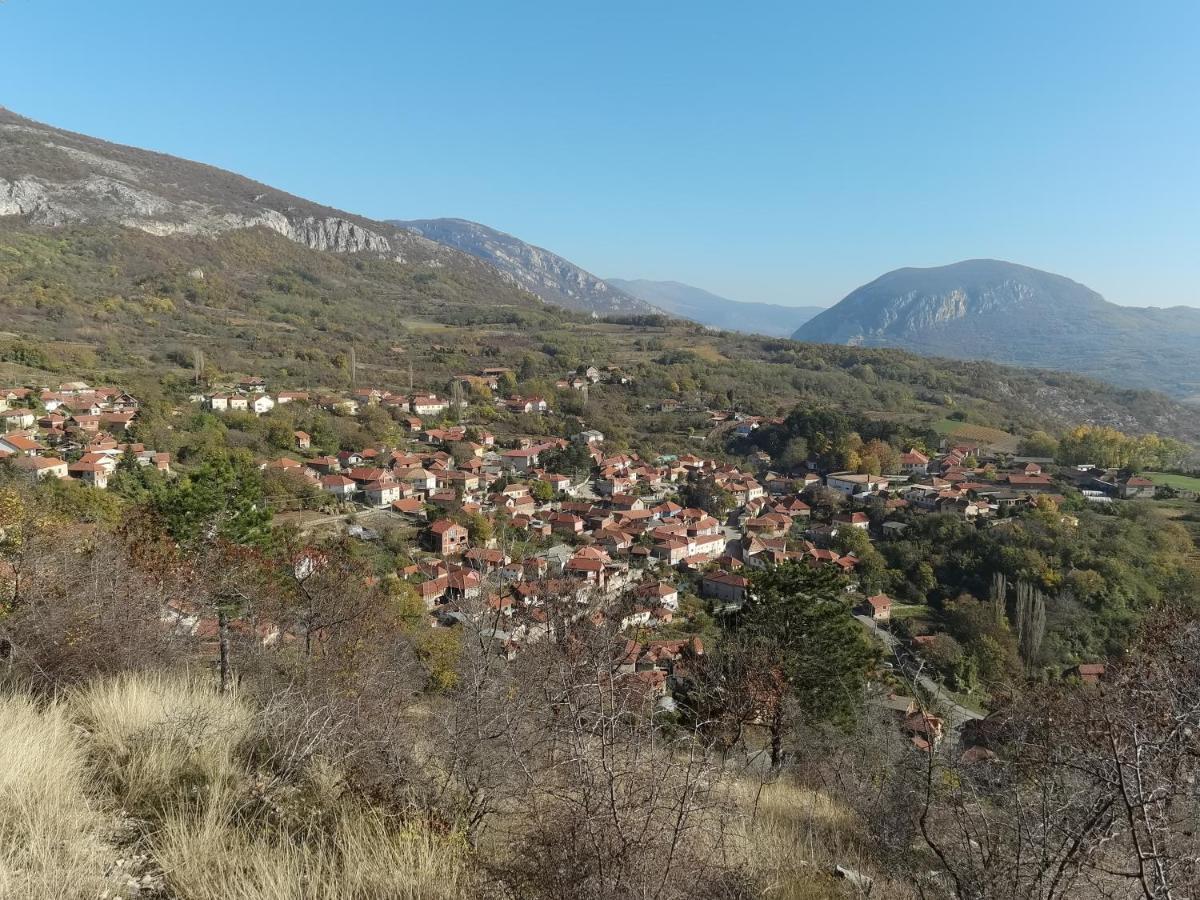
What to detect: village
<box><xmin>0</xmin><ymin>368</ymin><xmax>1169</xmax><ymax>751</ymax></box>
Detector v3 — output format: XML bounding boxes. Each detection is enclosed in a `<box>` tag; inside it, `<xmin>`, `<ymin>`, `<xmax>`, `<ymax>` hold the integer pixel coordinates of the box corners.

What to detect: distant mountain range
<box><xmin>6</xmin><ymin>107</ymin><xmax>1199</xmax><ymax>400</ymax></box>
<box><xmin>391</xmin><ymin>218</ymin><xmax>824</xmax><ymax>334</ymax></box>
<box><xmin>794</xmin><ymin>259</ymin><xmax>1200</xmax><ymax>400</ymax></box>
<box><xmin>607</xmin><ymin>279</ymin><xmax>823</xmax><ymax>338</ymax></box>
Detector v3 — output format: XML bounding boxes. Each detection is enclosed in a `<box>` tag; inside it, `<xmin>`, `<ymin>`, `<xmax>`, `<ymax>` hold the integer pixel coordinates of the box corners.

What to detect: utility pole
<box><xmin>349</xmin><ymin>346</ymin><xmax>357</xmax><ymax>389</ymax></box>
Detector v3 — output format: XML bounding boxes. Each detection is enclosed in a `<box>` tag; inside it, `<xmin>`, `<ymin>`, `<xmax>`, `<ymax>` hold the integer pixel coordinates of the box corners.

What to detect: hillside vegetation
<box><xmin>3</xmin><ymin>223</ymin><xmax>1200</xmax><ymax>454</ymax></box>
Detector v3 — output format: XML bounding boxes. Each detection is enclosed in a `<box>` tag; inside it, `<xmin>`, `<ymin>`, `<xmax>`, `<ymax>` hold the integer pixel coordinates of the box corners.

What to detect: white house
<box><xmin>363</xmin><ymin>479</ymin><xmax>402</xmax><ymax>507</ymax></box>
<box><xmin>500</xmin><ymin>448</ymin><xmax>541</xmax><ymax>474</ymax></box>
<box><xmin>252</xmin><ymin>395</ymin><xmax>276</xmax><ymax>416</ymax></box>
<box><xmin>1</xmin><ymin>409</ymin><xmax>36</xmax><ymax>431</ymax></box>
<box><xmin>826</xmin><ymin>472</ymin><xmax>889</xmax><ymax>497</ymax></box>
<box><xmin>410</xmin><ymin>394</ymin><xmax>449</xmax><ymax>416</ymax></box>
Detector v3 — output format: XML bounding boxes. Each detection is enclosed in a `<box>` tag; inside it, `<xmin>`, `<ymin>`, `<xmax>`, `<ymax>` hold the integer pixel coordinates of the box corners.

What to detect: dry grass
<box><xmin>71</xmin><ymin>671</ymin><xmax>255</xmax><ymax>815</ymax></box>
<box><xmin>0</xmin><ymin>694</ymin><xmax>120</xmax><ymax>899</ymax></box>
<box><xmin>153</xmin><ymin>788</ymin><xmax>470</xmax><ymax>900</ymax></box>
<box><xmin>1</xmin><ymin>673</ymin><xmax>473</xmax><ymax>899</ymax></box>
<box><xmin>734</xmin><ymin>779</ymin><xmax>919</xmax><ymax>899</ymax></box>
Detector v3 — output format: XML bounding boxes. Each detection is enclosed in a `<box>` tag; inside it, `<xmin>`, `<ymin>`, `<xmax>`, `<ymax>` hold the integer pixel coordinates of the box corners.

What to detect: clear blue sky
<box><xmin>2</xmin><ymin>0</ymin><xmax>1198</xmax><ymax>308</ymax></box>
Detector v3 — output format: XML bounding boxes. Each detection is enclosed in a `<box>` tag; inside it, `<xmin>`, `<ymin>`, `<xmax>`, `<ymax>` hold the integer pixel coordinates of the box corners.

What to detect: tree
<box><xmin>679</xmin><ymin>476</ymin><xmax>735</xmax><ymax>519</ymax></box>
<box><xmin>539</xmin><ymin>442</ymin><xmax>594</xmax><ymax>483</ymax></box>
<box><xmin>720</xmin><ymin>563</ymin><xmax>876</xmax><ymax>767</ymax></box>
<box><xmin>150</xmin><ymin>452</ymin><xmax>271</xmax><ymax>549</ymax></box>
<box><xmin>150</xmin><ymin>452</ymin><xmax>271</xmax><ymax>690</ymax></box>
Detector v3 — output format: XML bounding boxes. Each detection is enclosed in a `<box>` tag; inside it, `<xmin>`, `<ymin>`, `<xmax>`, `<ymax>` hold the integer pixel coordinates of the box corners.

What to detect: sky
<box><xmin>1</xmin><ymin>1</ymin><xmax>1198</xmax><ymax>308</ymax></box>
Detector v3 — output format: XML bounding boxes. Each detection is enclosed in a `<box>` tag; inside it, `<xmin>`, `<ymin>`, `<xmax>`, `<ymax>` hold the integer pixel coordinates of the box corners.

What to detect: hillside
<box><xmin>3</xmin><ymin>222</ymin><xmax>1200</xmax><ymax>453</ymax></box>
<box><xmin>608</xmin><ymin>278</ymin><xmax>823</xmax><ymax>337</ymax></box>
<box><xmin>793</xmin><ymin>259</ymin><xmax>1200</xmax><ymax>400</ymax></box>
<box><xmin>392</xmin><ymin>218</ymin><xmax>654</xmax><ymax>316</ymax></box>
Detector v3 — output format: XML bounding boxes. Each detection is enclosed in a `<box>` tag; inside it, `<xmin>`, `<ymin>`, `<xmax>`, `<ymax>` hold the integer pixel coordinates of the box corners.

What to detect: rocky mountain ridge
<box><xmin>0</xmin><ymin>107</ymin><xmax>456</xmax><ymax>263</ymax></box>
<box><xmin>391</xmin><ymin>218</ymin><xmax>655</xmax><ymax>316</ymax></box>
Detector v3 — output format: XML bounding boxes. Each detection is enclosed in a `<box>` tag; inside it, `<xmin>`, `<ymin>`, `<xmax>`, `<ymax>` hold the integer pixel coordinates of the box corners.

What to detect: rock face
<box><xmin>392</xmin><ymin>218</ymin><xmax>658</xmax><ymax>316</ymax></box>
<box><xmin>793</xmin><ymin>259</ymin><xmax>1200</xmax><ymax>400</ymax></box>
<box><xmin>0</xmin><ymin>108</ymin><xmax>443</xmax><ymax>260</ymax></box>
<box><xmin>608</xmin><ymin>278</ymin><xmax>824</xmax><ymax>338</ymax></box>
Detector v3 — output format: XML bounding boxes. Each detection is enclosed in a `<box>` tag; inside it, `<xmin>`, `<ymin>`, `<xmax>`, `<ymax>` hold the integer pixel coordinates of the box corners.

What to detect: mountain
<box><xmin>793</xmin><ymin>259</ymin><xmax>1200</xmax><ymax>400</ymax></box>
<box><xmin>390</xmin><ymin>218</ymin><xmax>655</xmax><ymax>316</ymax></box>
<box><xmin>608</xmin><ymin>279</ymin><xmax>823</xmax><ymax>338</ymax></box>
<box><xmin>0</xmin><ymin>106</ymin><xmax>488</xmax><ymax>270</ymax></box>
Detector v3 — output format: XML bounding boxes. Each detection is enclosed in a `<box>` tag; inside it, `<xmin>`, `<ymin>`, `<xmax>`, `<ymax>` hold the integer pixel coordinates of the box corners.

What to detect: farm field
<box><xmin>931</xmin><ymin>418</ymin><xmax>1021</xmax><ymax>452</ymax></box>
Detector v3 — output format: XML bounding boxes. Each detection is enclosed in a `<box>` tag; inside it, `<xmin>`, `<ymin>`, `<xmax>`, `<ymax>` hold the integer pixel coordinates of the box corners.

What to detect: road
<box><xmin>854</xmin><ymin>614</ymin><xmax>984</xmax><ymax>730</ymax></box>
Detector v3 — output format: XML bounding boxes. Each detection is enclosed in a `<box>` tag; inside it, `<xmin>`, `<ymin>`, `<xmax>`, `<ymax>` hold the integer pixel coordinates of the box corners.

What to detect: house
<box><xmin>68</xmin><ymin>460</ymin><xmax>109</xmax><ymax>489</ymax></box>
<box><xmin>826</xmin><ymin>472</ymin><xmax>889</xmax><ymax>496</ymax></box>
<box><xmin>538</xmin><ymin>473</ymin><xmax>572</xmax><ymax>494</ymax></box>
<box><xmin>1</xmin><ymin>409</ymin><xmax>37</xmax><ymax>431</ymax></box>
<box><xmin>396</xmin><ymin>467</ymin><xmax>438</xmax><ymax>494</ymax></box>
<box><xmin>899</xmin><ymin>449</ymin><xmax>930</xmax><ymax>475</ymax></box>
<box><xmin>362</xmin><ymin>479</ymin><xmax>402</xmax><ymax>507</ymax></box>
<box><xmin>834</xmin><ymin>511</ymin><xmax>870</xmax><ymax>530</ymax></box>
<box><xmin>410</xmin><ymin>393</ymin><xmax>449</xmax><ymax>416</ymax></box>
<box><xmin>902</xmin><ymin>711</ymin><xmax>945</xmax><ymax>750</ymax></box>
<box><xmin>251</xmin><ymin>395</ymin><xmax>276</xmax><ymax>416</ymax></box>
<box><xmin>13</xmin><ymin>456</ymin><xmax>69</xmax><ymax>481</ymax></box>
<box><xmin>1006</xmin><ymin>474</ymin><xmax>1055</xmax><ymax>492</ymax></box>
<box><xmin>635</xmin><ymin>581</ymin><xmax>680</xmax><ymax>611</ymax></box>
<box><xmin>860</xmin><ymin>592</ymin><xmax>893</xmax><ymax>622</ymax></box>
<box><xmin>319</xmin><ymin>475</ymin><xmax>357</xmax><ymax>499</ymax></box>
<box><xmin>702</xmin><ymin>571</ymin><xmax>749</xmax><ymax>607</ymax></box>
<box><xmin>464</xmin><ymin>547</ymin><xmax>511</xmax><ymax>573</ymax></box>
<box><xmin>428</xmin><ymin>519</ymin><xmax>469</xmax><ymax>555</ymax></box>
<box><xmin>276</xmin><ymin>391</ymin><xmax>310</xmax><ymax>405</ymax></box>
<box><xmin>549</xmin><ymin>512</ymin><xmax>586</xmax><ymax>535</ymax></box>
<box><xmin>391</xmin><ymin>498</ymin><xmax>426</xmax><ymax>519</ymax></box>
<box><xmin>500</xmin><ymin>448</ymin><xmax>541</xmax><ymax>474</ymax></box>
<box><xmin>575</xmin><ymin>429</ymin><xmax>605</xmax><ymax>445</ymax></box>
<box><xmin>651</xmin><ymin>537</ymin><xmax>691</xmax><ymax>566</ymax></box>
<box><xmin>0</xmin><ymin>434</ymin><xmax>44</xmax><ymax>456</ymax></box>
<box><xmin>1066</xmin><ymin>663</ymin><xmax>1106</xmax><ymax>685</ymax></box>
<box><xmin>294</xmin><ymin>430</ymin><xmax>311</xmax><ymax>451</ymax></box>
<box><xmin>1118</xmin><ymin>476</ymin><xmax>1156</xmax><ymax>499</ymax></box>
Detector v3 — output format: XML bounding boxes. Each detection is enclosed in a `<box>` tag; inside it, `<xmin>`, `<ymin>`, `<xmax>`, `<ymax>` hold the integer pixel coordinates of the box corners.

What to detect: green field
<box><xmin>1145</xmin><ymin>471</ymin><xmax>1200</xmax><ymax>492</ymax></box>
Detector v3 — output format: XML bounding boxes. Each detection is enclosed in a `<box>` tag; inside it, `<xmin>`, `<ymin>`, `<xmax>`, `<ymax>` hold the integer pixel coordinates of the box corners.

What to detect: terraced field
<box><xmin>931</xmin><ymin>418</ymin><xmax>1021</xmax><ymax>452</ymax></box>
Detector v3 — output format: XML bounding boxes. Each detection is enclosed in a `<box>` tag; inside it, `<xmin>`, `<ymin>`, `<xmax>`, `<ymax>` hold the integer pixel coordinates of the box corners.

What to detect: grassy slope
<box><xmin>1145</xmin><ymin>471</ymin><xmax>1200</xmax><ymax>491</ymax></box>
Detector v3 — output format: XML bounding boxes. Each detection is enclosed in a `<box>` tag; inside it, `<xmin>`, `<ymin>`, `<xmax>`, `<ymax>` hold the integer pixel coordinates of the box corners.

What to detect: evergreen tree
<box><xmin>724</xmin><ymin>563</ymin><xmax>876</xmax><ymax>767</ymax></box>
